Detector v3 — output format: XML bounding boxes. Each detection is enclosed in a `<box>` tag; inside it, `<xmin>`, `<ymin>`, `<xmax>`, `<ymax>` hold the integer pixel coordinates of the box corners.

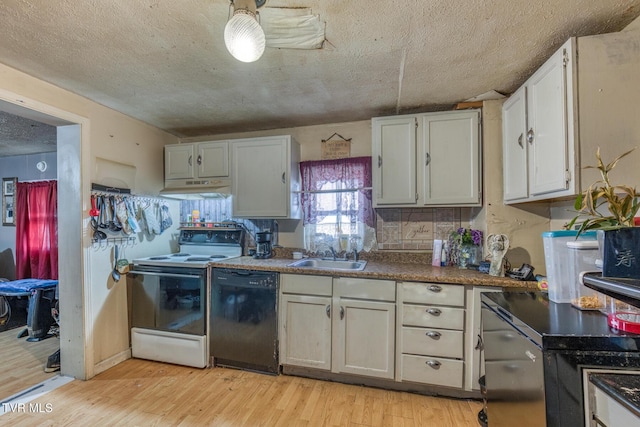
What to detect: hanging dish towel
<box><xmin>160</xmin><ymin>204</ymin><xmax>173</xmax><ymax>233</ymax></box>
<box><xmin>125</xmin><ymin>197</ymin><xmax>142</xmax><ymax>234</ymax></box>
<box><xmin>115</xmin><ymin>197</ymin><xmax>133</xmax><ymax>235</ymax></box>
<box><xmin>143</xmin><ymin>202</ymin><xmax>162</xmax><ymax>235</ymax></box>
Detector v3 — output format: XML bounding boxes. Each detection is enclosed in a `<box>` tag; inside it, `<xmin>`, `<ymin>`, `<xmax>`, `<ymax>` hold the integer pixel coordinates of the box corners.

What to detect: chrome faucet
<box><xmin>352</xmin><ymin>248</ymin><xmax>358</xmax><ymax>262</ymax></box>
<box><xmin>320</xmin><ymin>246</ymin><xmax>337</xmax><ymax>260</ymax></box>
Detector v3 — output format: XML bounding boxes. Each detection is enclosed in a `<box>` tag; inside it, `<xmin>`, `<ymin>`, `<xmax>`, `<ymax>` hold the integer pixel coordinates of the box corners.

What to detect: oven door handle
<box><xmin>214</xmin><ymin>282</ymin><xmax>275</xmax><ymax>290</ymax></box>
<box><xmin>128</xmin><ymin>270</ymin><xmax>202</xmax><ymax>279</ymax></box>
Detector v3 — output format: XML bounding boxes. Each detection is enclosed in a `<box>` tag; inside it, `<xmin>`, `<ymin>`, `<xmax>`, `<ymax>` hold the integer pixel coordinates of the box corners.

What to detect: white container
<box><xmin>567</xmin><ymin>240</ymin><xmax>603</xmax><ymax>310</ymax></box>
<box><xmin>543</xmin><ymin>230</ymin><xmax>596</xmax><ymax>303</ymax></box>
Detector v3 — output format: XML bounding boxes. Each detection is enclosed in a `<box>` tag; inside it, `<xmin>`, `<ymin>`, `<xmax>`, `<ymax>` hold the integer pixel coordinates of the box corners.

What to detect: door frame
<box><xmin>0</xmin><ymin>90</ymin><xmax>91</xmax><ymax>380</ymax></box>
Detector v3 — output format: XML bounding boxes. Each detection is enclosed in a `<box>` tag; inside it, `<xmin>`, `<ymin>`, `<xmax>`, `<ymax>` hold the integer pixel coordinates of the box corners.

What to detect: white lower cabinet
<box><xmin>402</xmin><ymin>354</ymin><xmax>464</xmax><ymax>388</ymax></box>
<box><xmin>280</xmin><ymin>294</ymin><xmax>332</xmax><ymax>370</ymax></box>
<box><xmin>280</xmin><ymin>274</ymin><xmax>495</xmax><ymax>393</ymax></box>
<box><xmin>333</xmin><ymin>296</ymin><xmax>395</xmax><ymax>379</ymax></box>
<box><xmin>279</xmin><ymin>274</ymin><xmax>396</xmax><ymax>380</ymax></box>
<box><xmin>397</xmin><ymin>282</ymin><xmax>466</xmax><ymax>389</ymax></box>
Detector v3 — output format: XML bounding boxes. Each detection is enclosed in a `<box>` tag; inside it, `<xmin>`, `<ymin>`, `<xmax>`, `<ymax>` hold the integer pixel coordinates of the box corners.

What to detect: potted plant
<box><xmin>566</xmin><ymin>147</ymin><xmax>640</xmax><ymax>278</ymax></box>
<box><xmin>449</xmin><ymin>228</ymin><xmax>483</xmax><ymax>269</ymax></box>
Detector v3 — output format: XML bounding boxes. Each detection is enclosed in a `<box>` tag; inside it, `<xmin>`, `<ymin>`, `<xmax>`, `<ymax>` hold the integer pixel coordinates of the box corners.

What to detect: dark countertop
<box><xmin>482</xmin><ymin>291</ymin><xmax>640</xmax><ymax>352</ymax></box>
<box><xmin>210</xmin><ymin>256</ymin><xmax>537</xmax><ymax>289</ymax></box>
<box><xmin>589</xmin><ymin>372</ymin><xmax>640</xmax><ymax>419</ymax></box>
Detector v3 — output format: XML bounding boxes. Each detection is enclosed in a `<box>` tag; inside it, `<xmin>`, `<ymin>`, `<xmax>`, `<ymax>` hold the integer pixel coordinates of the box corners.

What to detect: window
<box><xmin>300</xmin><ymin>157</ymin><xmax>376</xmax><ymax>253</ymax></box>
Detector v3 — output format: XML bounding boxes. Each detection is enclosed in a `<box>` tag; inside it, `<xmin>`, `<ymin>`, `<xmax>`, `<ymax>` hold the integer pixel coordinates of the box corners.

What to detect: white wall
<box><xmin>0</xmin><ymin>62</ymin><xmax>179</xmax><ymax>379</ymax></box>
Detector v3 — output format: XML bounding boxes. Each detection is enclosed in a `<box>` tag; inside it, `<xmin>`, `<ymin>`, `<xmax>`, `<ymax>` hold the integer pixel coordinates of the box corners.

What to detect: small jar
<box><xmin>607</xmin><ymin>297</ymin><xmax>640</xmax><ymax>333</ymax></box>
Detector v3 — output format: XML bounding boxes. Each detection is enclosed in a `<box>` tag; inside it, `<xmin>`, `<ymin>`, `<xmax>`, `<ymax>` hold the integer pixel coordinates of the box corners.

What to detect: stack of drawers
<box><xmin>399</xmin><ymin>282</ymin><xmax>465</xmax><ymax>388</ymax></box>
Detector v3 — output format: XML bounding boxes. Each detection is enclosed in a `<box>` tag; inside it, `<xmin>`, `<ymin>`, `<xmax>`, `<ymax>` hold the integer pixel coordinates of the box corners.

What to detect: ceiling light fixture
<box><xmin>224</xmin><ymin>0</ymin><xmax>266</xmax><ymax>63</ymax></box>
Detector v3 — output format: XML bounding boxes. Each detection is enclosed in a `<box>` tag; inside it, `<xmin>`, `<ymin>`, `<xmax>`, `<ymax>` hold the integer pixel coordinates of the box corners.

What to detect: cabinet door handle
<box><xmin>426</xmin><ymin>360</ymin><xmax>441</xmax><ymax>369</ymax></box>
<box><xmin>282</xmin><ymin>172</ymin><xmax>286</xmax><ymax>183</ymax></box>
<box><xmin>188</xmin><ymin>155</ymin><xmax>192</xmax><ymax>166</ymax></box>
<box><xmin>340</xmin><ymin>306</ymin><xmax>344</xmax><ymax>320</ymax></box>
<box><xmin>517</xmin><ymin>133</ymin><xmax>524</xmax><ymax>148</ymax></box>
<box><xmin>427</xmin><ymin>284</ymin><xmax>442</xmax><ymax>293</ymax></box>
<box><xmin>326</xmin><ymin>305</ymin><xmax>331</xmax><ymax>318</ymax></box>
<box><xmin>197</xmin><ymin>155</ymin><xmax>202</xmax><ymax>165</ymax></box>
<box><xmin>426</xmin><ymin>308</ymin><xmax>441</xmax><ymax>316</ymax></box>
<box><xmin>426</xmin><ymin>331</ymin><xmax>441</xmax><ymax>339</ymax></box>
<box><xmin>527</xmin><ymin>128</ymin><xmax>534</xmax><ymax>144</ymax></box>
<box><xmin>378</xmin><ymin>155</ymin><xmax>382</xmax><ymax>168</ymax></box>
<box><xmin>425</xmin><ymin>152</ymin><xmax>431</xmax><ymax>166</ymax></box>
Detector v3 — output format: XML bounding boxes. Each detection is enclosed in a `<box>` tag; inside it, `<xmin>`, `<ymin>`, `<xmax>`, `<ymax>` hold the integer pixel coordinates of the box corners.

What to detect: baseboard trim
<box><xmin>282</xmin><ymin>365</ymin><xmax>482</xmax><ymax>400</ymax></box>
<box><xmin>93</xmin><ymin>348</ymin><xmax>131</xmax><ymax>376</ymax></box>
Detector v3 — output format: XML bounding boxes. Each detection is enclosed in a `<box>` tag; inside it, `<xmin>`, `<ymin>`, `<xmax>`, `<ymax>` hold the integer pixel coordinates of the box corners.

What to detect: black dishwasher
<box><xmin>210</xmin><ymin>268</ymin><xmax>279</xmax><ymax>374</ymax></box>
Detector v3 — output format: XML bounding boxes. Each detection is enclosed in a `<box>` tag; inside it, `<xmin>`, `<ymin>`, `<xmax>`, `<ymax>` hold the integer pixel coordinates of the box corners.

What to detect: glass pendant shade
<box><xmin>224</xmin><ymin>9</ymin><xmax>266</xmax><ymax>63</ymax></box>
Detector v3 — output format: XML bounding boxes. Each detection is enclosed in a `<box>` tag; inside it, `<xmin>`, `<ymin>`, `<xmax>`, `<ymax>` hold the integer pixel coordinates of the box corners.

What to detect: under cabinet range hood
<box><xmin>159</xmin><ymin>178</ymin><xmax>231</xmax><ymax>200</ymax></box>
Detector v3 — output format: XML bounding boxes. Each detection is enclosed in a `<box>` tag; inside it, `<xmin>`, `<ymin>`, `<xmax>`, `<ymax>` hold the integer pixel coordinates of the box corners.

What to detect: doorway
<box><xmin>0</xmin><ymin>99</ymin><xmax>83</xmax><ymax>401</ymax></box>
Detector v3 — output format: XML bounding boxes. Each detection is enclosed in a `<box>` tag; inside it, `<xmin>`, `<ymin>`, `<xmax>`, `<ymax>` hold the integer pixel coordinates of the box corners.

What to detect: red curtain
<box><xmin>15</xmin><ymin>180</ymin><xmax>58</xmax><ymax>280</ymax></box>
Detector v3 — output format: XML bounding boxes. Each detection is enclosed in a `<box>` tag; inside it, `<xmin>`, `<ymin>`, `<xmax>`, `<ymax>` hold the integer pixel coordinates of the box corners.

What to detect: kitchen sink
<box><xmin>287</xmin><ymin>258</ymin><xmax>367</xmax><ymax>271</ymax></box>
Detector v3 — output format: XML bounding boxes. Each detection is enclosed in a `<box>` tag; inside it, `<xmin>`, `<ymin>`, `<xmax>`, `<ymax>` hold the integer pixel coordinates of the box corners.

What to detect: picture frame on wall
<box><xmin>2</xmin><ymin>177</ymin><xmax>17</xmax><ymax>226</ymax></box>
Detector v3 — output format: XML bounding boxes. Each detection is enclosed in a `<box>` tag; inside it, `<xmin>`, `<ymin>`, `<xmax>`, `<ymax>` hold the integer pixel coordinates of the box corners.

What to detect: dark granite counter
<box><xmin>482</xmin><ymin>291</ymin><xmax>640</xmax><ymax>426</ymax></box>
<box><xmin>210</xmin><ymin>256</ymin><xmax>536</xmax><ymax>289</ymax></box>
<box><xmin>589</xmin><ymin>372</ymin><xmax>640</xmax><ymax>419</ymax></box>
<box><xmin>482</xmin><ymin>291</ymin><xmax>640</xmax><ymax>351</ymax></box>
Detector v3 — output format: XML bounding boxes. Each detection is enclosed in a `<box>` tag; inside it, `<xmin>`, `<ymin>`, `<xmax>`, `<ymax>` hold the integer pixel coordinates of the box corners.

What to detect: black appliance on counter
<box><xmin>210</xmin><ymin>268</ymin><xmax>279</xmax><ymax>374</ymax></box>
<box><xmin>253</xmin><ymin>231</ymin><xmax>273</xmax><ymax>259</ymax></box>
<box><xmin>481</xmin><ymin>291</ymin><xmax>640</xmax><ymax>427</ymax></box>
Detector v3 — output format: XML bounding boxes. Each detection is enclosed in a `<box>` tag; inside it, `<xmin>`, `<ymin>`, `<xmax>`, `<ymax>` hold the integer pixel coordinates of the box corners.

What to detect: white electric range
<box><xmin>133</xmin><ymin>222</ymin><xmax>245</xmax><ymax>268</ymax></box>
<box><xmin>129</xmin><ymin>223</ymin><xmax>245</xmax><ymax>368</ymax></box>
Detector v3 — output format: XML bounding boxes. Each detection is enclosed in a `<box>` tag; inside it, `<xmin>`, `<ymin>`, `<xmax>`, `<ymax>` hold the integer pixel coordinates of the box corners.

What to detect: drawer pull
<box><xmin>426</xmin><ymin>331</ymin><xmax>441</xmax><ymax>339</ymax></box>
<box><xmin>427</xmin><ymin>284</ymin><xmax>442</xmax><ymax>293</ymax></box>
<box><xmin>426</xmin><ymin>360</ymin><xmax>441</xmax><ymax>369</ymax></box>
<box><xmin>426</xmin><ymin>308</ymin><xmax>441</xmax><ymax>316</ymax></box>
<box><xmin>326</xmin><ymin>305</ymin><xmax>331</xmax><ymax>318</ymax></box>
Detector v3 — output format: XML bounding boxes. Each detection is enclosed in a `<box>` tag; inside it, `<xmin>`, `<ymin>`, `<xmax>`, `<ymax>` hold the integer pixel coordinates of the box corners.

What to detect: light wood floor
<box><xmin>2</xmin><ymin>358</ymin><xmax>482</xmax><ymax>426</ymax></box>
<box><xmin>0</xmin><ymin>326</ymin><xmax>59</xmax><ymax>400</ymax></box>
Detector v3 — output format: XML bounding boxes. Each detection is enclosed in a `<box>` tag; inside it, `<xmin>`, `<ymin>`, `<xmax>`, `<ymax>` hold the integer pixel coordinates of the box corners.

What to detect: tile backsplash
<box><xmin>375</xmin><ymin>208</ymin><xmax>461</xmax><ymax>251</ymax></box>
<box><xmin>180</xmin><ymin>199</ymin><xmax>460</xmax><ymax>252</ymax></box>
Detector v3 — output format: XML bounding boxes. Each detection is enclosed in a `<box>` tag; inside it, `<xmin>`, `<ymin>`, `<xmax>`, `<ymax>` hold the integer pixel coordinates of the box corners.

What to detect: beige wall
<box><xmin>0</xmin><ymin>62</ymin><xmax>179</xmax><ymax>379</ymax></box>
<box><xmin>479</xmin><ymin>100</ymin><xmax>551</xmax><ymax>273</ymax></box>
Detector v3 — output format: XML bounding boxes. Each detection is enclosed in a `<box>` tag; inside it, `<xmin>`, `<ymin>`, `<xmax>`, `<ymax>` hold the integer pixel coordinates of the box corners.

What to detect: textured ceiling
<box><xmin>0</xmin><ymin>111</ymin><xmax>57</xmax><ymax>157</ymax></box>
<box><xmin>0</xmin><ymin>0</ymin><xmax>638</xmax><ymax>147</ymax></box>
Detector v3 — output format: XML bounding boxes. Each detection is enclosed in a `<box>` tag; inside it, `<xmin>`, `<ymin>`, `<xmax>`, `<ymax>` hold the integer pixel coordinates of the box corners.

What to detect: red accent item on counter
<box><xmin>608</xmin><ymin>312</ymin><xmax>640</xmax><ymax>334</ymax></box>
<box><xmin>634</xmin><ymin>217</ymin><xmax>640</xmax><ymax>226</ymax></box>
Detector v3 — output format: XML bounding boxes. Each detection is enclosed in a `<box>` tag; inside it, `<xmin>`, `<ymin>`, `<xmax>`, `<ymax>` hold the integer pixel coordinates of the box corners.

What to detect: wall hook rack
<box><xmin>321</xmin><ymin>132</ymin><xmax>351</xmax><ymax>143</ymax></box>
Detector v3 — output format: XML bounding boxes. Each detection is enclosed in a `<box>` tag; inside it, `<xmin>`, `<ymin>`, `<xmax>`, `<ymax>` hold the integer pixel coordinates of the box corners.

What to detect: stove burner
<box><xmin>186</xmin><ymin>257</ymin><xmax>211</xmax><ymax>262</ymax></box>
<box><xmin>171</xmin><ymin>253</ymin><xmax>191</xmax><ymax>257</ymax></box>
<box><xmin>209</xmin><ymin>255</ymin><xmax>227</xmax><ymax>259</ymax></box>
<box><xmin>149</xmin><ymin>256</ymin><xmax>170</xmax><ymax>260</ymax></box>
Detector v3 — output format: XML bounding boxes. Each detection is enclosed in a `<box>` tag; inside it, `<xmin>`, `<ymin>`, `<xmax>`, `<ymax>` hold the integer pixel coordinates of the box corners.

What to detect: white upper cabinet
<box><xmin>165</xmin><ymin>143</ymin><xmax>196</xmax><ymax>180</ymax></box>
<box><xmin>197</xmin><ymin>141</ymin><xmax>229</xmax><ymax>178</ymax></box>
<box><xmin>527</xmin><ymin>46</ymin><xmax>572</xmax><ymax>197</ymax></box>
<box><xmin>502</xmin><ymin>86</ymin><xmax>529</xmax><ymax>201</ymax></box>
<box><xmin>419</xmin><ymin>111</ymin><xmax>481</xmax><ymax>205</ymax></box>
<box><xmin>503</xmin><ymin>41</ymin><xmax>574</xmax><ymax>203</ymax></box>
<box><xmin>372</xmin><ymin>110</ymin><xmax>482</xmax><ymax>208</ymax></box>
<box><xmin>372</xmin><ymin>116</ymin><xmax>418</xmax><ymax>205</ymax></box>
<box><xmin>503</xmin><ymin>30</ymin><xmax>640</xmax><ymax>203</ymax></box>
<box><xmin>231</xmin><ymin>135</ymin><xmax>301</xmax><ymax>219</ymax></box>
<box><xmin>165</xmin><ymin>141</ymin><xmax>229</xmax><ymax>181</ymax></box>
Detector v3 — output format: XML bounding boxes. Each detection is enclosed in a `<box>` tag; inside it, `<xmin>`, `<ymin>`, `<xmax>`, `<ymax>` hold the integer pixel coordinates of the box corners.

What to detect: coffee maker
<box><xmin>254</xmin><ymin>231</ymin><xmax>273</xmax><ymax>259</ymax></box>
